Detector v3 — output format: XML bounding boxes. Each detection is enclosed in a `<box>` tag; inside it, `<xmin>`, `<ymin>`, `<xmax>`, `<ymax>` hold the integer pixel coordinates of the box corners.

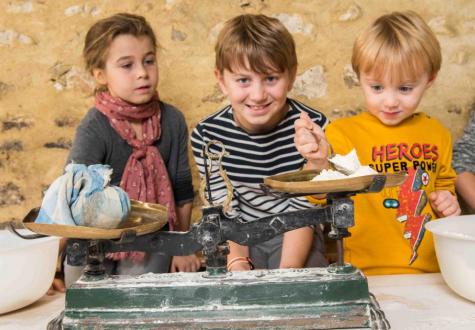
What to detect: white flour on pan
<box><xmin>312</xmin><ymin>149</ymin><xmax>377</xmax><ymax>181</ymax></box>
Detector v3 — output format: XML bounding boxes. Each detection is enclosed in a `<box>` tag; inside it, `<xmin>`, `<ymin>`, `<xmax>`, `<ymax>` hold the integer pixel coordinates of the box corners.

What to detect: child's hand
<box><xmin>170</xmin><ymin>254</ymin><xmax>202</xmax><ymax>272</ymax></box>
<box><xmin>294</xmin><ymin>111</ymin><xmax>330</xmax><ymax>170</ymax></box>
<box><xmin>47</xmin><ymin>277</ymin><xmax>65</xmax><ymax>295</ymax></box>
<box><xmin>105</xmin><ymin>251</ymin><xmax>145</xmax><ymax>262</ymax></box>
<box><xmin>429</xmin><ymin>190</ymin><xmax>461</xmax><ymax>218</ymax></box>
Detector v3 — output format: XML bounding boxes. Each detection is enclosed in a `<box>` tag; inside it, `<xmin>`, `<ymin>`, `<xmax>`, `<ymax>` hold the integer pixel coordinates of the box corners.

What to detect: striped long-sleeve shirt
<box><xmin>191</xmin><ymin>98</ymin><xmax>328</xmax><ymax>222</ymax></box>
<box><xmin>453</xmin><ymin>110</ymin><xmax>475</xmax><ymax>174</ymax></box>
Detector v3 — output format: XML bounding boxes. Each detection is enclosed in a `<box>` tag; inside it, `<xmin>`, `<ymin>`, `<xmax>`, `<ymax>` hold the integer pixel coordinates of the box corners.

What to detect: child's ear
<box><xmin>92</xmin><ymin>68</ymin><xmax>108</xmax><ymax>86</ymax></box>
<box><xmin>214</xmin><ymin>69</ymin><xmax>228</xmax><ymax>96</ymax></box>
<box><xmin>426</xmin><ymin>73</ymin><xmax>438</xmax><ymax>88</ymax></box>
<box><xmin>287</xmin><ymin>66</ymin><xmax>298</xmax><ymax>91</ymax></box>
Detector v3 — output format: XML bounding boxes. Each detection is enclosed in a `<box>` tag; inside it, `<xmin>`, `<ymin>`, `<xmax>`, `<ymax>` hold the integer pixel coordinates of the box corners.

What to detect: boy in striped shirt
<box><xmin>191</xmin><ymin>14</ymin><xmax>329</xmax><ymax>271</ymax></box>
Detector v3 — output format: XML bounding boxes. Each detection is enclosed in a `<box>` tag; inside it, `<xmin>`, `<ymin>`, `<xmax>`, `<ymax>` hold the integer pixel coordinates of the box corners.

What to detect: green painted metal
<box><xmin>62</xmin><ymin>267</ymin><xmax>374</xmax><ymax>329</ymax></box>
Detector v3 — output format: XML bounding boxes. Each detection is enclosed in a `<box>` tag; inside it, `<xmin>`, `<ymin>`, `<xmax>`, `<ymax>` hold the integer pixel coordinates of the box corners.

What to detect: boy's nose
<box><xmin>249</xmin><ymin>83</ymin><xmax>267</xmax><ymax>102</ymax></box>
<box><xmin>383</xmin><ymin>91</ymin><xmax>399</xmax><ymax>108</ymax></box>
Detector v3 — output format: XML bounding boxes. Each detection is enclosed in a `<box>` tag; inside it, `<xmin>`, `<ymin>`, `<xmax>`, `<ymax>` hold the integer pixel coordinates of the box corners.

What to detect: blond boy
<box><xmin>295</xmin><ymin>11</ymin><xmax>460</xmax><ymax>275</ymax></box>
<box><xmin>192</xmin><ymin>14</ymin><xmax>328</xmax><ymax>271</ymax></box>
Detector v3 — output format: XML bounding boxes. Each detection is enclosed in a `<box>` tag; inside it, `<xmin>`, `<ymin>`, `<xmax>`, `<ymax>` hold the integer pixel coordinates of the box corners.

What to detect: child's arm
<box><xmin>430</xmin><ymin>127</ymin><xmax>461</xmax><ymax>217</ymax></box>
<box><xmin>227</xmin><ymin>241</ymin><xmax>252</xmax><ymax>271</ymax></box>
<box><xmin>67</xmin><ymin>110</ymin><xmax>108</xmax><ymax>166</ymax></box>
<box><xmin>169</xmin><ymin>202</ymin><xmax>202</xmax><ymax>273</ymax></box>
<box><xmin>294</xmin><ymin>111</ymin><xmax>331</xmax><ymax>170</ymax></box>
<box><xmin>280</xmin><ymin>227</ymin><xmax>314</xmax><ymax>268</ymax></box>
<box><xmin>47</xmin><ymin>238</ymin><xmax>67</xmax><ymax>295</ymax></box>
<box><xmin>174</xmin><ymin>201</ymin><xmax>193</xmax><ymax>232</ymax></box>
<box><xmin>429</xmin><ymin>190</ymin><xmax>461</xmax><ymax>218</ymax></box>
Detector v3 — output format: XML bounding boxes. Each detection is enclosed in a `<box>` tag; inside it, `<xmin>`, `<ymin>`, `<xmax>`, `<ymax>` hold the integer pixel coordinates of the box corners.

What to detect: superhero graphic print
<box><xmin>394</xmin><ymin>167</ymin><xmax>431</xmax><ymax>264</ymax></box>
<box><xmin>370</xmin><ymin>143</ymin><xmax>437</xmax><ymax>265</ymax></box>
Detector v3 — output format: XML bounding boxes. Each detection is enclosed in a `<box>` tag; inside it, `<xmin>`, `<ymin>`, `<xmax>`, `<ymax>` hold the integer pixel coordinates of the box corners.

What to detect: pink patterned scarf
<box><xmin>95</xmin><ymin>92</ymin><xmax>177</xmax><ymax>230</ymax></box>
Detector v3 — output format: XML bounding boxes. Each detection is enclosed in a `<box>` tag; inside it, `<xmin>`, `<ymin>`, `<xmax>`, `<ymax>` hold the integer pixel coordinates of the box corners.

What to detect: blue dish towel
<box><xmin>35</xmin><ymin>164</ymin><xmax>131</xmax><ymax>229</ymax></box>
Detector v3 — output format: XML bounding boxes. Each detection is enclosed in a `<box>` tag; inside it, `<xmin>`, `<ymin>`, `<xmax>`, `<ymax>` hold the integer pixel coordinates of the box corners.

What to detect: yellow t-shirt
<box><xmin>326</xmin><ymin>112</ymin><xmax>456</xmax><ymax>275</ymax></box>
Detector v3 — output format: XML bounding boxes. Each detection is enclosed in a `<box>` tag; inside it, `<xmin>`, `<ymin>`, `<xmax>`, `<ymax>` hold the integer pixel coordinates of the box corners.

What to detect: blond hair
<box><xmin>83</xmin><ymin>13</ymin><xmax>157</xmax><ymax>74</ymax></box>
<box><xmin>215</xmin><ymin>14</ymin><xmax>297</xmax><ymax>74</ymax></box>
<box><xmin>352</xmin><ymin>11</ymin><xmax>441</xmax><ymax>82</ymax></box>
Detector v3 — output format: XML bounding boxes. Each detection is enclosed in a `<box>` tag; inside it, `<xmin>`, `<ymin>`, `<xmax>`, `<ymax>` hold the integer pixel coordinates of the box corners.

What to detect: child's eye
<box><xmin>144</xmin><ymin>57</ymin><xmax>156</xmax><ymax>66</ymax></box>
<box><xmin>399</xmin><ymin>86</ymin><xmax>413</xmax><ymax>93</ymax></box>
<box><xmin>121</xmin><ymin>63</ymin><xmax>133</xmax><ymax>69</ymax></box>
<box><xmin>265</xmin><ymin>76</ymin><xmax>278</xmax><ymax>83</ymax></box>
<box><xmin>370</xmin><ymin>85</ymin><xmax>383</xmax><ymax>92</ymax></box>
<box><xmin>237</xmin><ymin>78</ymin><xmax>249</xmax><ymax>84</ymax></box>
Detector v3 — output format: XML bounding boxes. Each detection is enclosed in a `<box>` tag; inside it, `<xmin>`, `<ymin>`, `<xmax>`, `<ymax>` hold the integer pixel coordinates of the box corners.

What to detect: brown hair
<box><xmin>215</xmin><ymin>14</ymin><xmax>297</xmax><ymax>75</ymax></box>
<box><xmin>352</xmin><ymin>11</ymin><xmax>441</xmax><ymax>83</ymax></box>
<box><xmin>83</xmin><ymin>13</ymin><xmax>157</xmax><ymax>74</ymax></box>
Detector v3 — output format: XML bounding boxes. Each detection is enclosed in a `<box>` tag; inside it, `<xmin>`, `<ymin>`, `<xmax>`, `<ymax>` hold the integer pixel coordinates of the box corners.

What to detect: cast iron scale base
<box><xmin>60</xmin><ymin>266</ymin><xmax>386</xmax><ymax>329</ymax></box>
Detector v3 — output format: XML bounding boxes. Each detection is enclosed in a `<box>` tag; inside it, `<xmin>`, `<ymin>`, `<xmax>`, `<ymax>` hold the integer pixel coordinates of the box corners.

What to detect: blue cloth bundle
<box><xmin>35</xmin><ymin>164</ymin><xmax>130</xmax><ymax>228</ymax></box>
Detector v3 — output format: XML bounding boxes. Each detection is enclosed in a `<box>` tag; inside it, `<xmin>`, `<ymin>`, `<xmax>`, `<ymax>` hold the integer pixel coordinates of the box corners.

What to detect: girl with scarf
<box><xmin>51</xmin><ymin>13</ymin><xmax>199</xmax><ymax>292</ymax></box>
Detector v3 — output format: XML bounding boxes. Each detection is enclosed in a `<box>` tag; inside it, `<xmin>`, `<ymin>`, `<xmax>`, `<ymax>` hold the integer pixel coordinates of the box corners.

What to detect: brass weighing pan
<box><xmin>264</xmin><ymin>169</ymin><xmax>407</xmax><ymax>195</ymax></box>
<box><xmin>14</xmin><ymin>200</ymin><xmax>168</xmax><ymax>239</ymax></box>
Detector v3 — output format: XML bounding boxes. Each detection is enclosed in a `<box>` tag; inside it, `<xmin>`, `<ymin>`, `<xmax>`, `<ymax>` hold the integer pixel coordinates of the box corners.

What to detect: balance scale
<box><xmin>11</xmin><ymin>142</ymin><xmax>406</xmax><ymax>329</ymax></box>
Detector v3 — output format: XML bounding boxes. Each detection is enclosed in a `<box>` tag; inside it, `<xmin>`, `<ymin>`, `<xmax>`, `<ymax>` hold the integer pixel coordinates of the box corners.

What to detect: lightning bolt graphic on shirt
<box><xmin>396</xmin><ymin>167</ymin><xmax>431</xmax><ymax>264</ymax></box>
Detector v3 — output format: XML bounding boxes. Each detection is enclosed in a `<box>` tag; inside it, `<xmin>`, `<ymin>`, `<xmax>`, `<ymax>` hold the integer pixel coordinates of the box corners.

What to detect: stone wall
<box><xmin>1</xmin><ymin>0</ymin><xmax>474</xmax><ymax>221</ymax></box>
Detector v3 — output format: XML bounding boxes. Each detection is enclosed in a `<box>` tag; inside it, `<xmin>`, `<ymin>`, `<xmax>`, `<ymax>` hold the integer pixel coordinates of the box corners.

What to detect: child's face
<box><xmin>359</xmin><ymin>71</ymin><xmax>435</xmax><ymax>126</ymax></box>
<box><xmin>215</xmin><ymin>64</ymin><xmax>295</xmax><ymax>134</ymax></box>
<box><xmin>93</xmin><ymin>34</ymin><xmax>158</xmax><ymax>105</ymax></box>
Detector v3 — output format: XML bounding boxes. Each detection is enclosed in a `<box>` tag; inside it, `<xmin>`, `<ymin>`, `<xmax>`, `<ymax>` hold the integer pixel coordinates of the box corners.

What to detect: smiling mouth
<box><xmin>246</xmin><ymin>102</ymin><xmax>272</xmax><ymax>110</ymax></box>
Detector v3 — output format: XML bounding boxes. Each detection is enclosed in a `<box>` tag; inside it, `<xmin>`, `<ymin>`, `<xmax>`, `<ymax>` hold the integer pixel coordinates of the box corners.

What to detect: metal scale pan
<box><xmin>10</xmin><ymin>200</ymin><xmax>169</xmax><ymax>240</ymax></box>
<box><xmin>264</xmin><ymin>169</ymin><xmax>407</xmax><ymax>195</ymax></box>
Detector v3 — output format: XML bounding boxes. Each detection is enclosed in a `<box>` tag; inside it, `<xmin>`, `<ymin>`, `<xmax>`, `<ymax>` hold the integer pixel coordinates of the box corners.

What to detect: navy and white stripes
<box><xmin>191</xmin><ymin>98</ymin><xmax>328</xmax><ymax>222</ymax></box>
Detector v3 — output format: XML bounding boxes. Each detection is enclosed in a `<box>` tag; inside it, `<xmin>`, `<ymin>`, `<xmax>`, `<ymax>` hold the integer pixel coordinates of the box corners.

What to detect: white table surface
<box><xmin>0</xmin><ymin>292</ymin><xmax>64</xmax><ymax>330</ymax></box>
<box><xmin>367</xmin><ymin>273</ymin><xmax>475</xmax><ymax>329</ymax></box>
<box><xmin>1</xmin><ymin>273</ymin><xmax>474</xmax><ymax>329</ymax></box>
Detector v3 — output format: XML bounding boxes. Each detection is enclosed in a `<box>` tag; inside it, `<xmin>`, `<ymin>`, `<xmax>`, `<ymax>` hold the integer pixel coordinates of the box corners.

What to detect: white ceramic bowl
<box><xmin>425</xmin><ymin>215</ymin><xmax>475</xmax><ymax>302</ymax></box>
<box><xmin>0</xmin><ymin>229</ymin><xmax>59</xmax><ymax>314</ymax></box>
